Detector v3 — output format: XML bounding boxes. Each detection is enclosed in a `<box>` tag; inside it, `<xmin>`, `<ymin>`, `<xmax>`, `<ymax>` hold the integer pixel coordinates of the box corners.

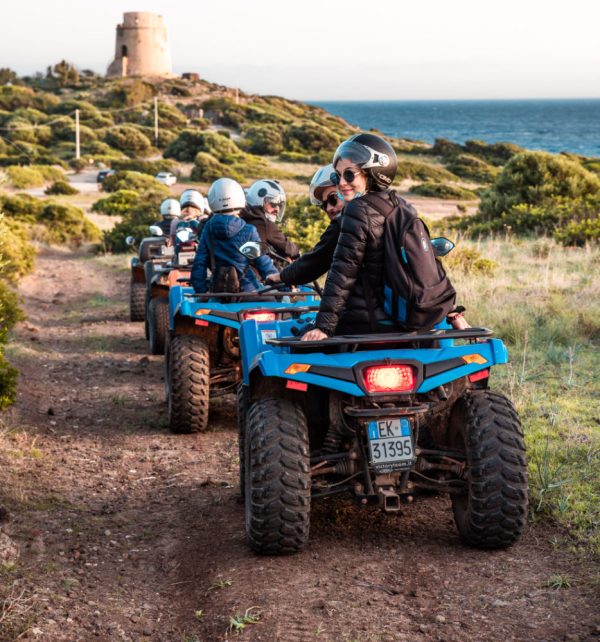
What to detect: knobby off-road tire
<box><xmin>449</xmin><ymin>390</ymin><xmax>528</xmax><ymax>549</ymax></box>
<box><xmin>143</xmin><ymin>261</ymin><xmax>155</xmax><ymax>340</ymax></box>
<box><xmin>168</xmin><ymin>335</ymin><xmax>210</xmax><ymax>433</ymax></box>
<box><xmin>245</xmin><ymin>398</ymin><xmax>311</xmax><ymax>555</ymax></box>
<box><xmin>129</xmin><ymin>280</ymin><xmax>145</xmax><ymax>322</ymax></box>
<box><xmin>237</xmin><ymin>383</ymin><xmax>249</xmax><ymax>500</ymax></box>
<box><xmin>148</xmin><ymin>297</ymin><xmax>169</xmax><ymax>355</ymax></box>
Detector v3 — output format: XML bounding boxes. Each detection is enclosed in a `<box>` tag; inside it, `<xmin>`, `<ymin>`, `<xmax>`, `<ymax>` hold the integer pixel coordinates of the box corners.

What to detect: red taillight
<box><xmin>243</xmin><ymin>311</ymin><xmax>277</xmax><ymax>322</ymax></box>
<box><xmin>468</xmin><ymin>368</ymin><xmax>489</xmax><ymax>383</ymax></box>
<box><xmin>363</xmin><ymin>365</ymin><xmax>415</xmax><ymax>393</ymax></box>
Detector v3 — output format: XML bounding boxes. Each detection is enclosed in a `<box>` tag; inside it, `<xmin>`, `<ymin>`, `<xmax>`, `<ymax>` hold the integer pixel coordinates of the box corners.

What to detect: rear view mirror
<box><xmin>431</xmin><ymin>237</ymin><xmax>455</xmax><ymax>257</ymax></box>
<box><xmin>239</xmin><ymin>241</ymin><xmax>262</xmax><ymax>260</ymax></box>
<box><xmin>125</xmin><ymin>236</ymin><xmax>136</xmax><ymax>246</ymax></box>
<box><xmin>149</xmin><ymin>225</ymin><xmax>163</xmax><ymax>237</ymax></box>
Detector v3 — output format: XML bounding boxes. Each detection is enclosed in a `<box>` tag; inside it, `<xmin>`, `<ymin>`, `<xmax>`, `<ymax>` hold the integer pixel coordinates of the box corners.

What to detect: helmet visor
<box><xmin>334</xmin><ymin>140</ymin><xmax>389</xmax><ymax>170</ymax></box>
<box><xmin>264</xmin><ymin>195</ymin><xmax>286</xmax><ymax>222</ymax></box>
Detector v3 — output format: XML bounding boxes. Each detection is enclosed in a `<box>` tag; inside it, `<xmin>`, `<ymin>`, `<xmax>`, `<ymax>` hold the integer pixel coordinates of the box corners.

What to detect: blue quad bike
<box><xmin>165</xmin><ymin>280</ymin><xmax>319</xmax><ymax>434</ymax></box>
<box><xmin>237</xmin><ymin>309</ymin><xmax>529</xmax><ymax>556</ymax></box>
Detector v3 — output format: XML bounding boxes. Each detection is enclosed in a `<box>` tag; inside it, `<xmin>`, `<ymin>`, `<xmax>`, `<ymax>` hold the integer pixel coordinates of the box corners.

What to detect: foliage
<box><xmin>445</xmin><ymin>154</ymin><xmax>500</xmax><ymax>183</ymax></box>
<box><xmin>282</xmin><ymin>197</ymin><xmax>330</xmax><ymax>253</ymax></box>
<box><xmin>442</xmin><ymin>246</ymin><xmax>497</xmax><ymax>276</ymax></box>
<box><xmin>409</xmin><ymin>182</ymin><xmax>477</xmax><ymax>200</ymax></box>
<box><xmin>102</xmin><ymin>79</ymin><xmax>155</xmax><ymax>108</ymax></box>
<box><xmin>164</xmin><ymin>129</ymin><xmax>241</xmax><ymax>162</ymax></box>
<box><xmin>101</xmin><ymin>170</ymin><xmax>168</xmax><ymax>196</ymax></box>
<box><xmin>479</xmin><ymin>151</ymin><xmax>600</xmax><ymax>219</ymax></box>
<box><xmin>104</xmin><ymin>125</ymin><xmax>152</xmax><ymax>158</ymax></box>
<box><xmin>0</xmin><ymin>85</ymin><xmax>59</xmax><ymax>112</ymax></box>
<box><xmin>92</xmin><ymin>190</ymin><xmax>140</xmax><ymax>216</ymax></box>
<box><xmin>45</xmin><ymin>60</ymin><xmax>79</xmax><ymax>87</ymax></box>
<box><xmin>110</xmin><ymin>158</ymin><xmax>177</xmax><ymax>176</ymax></box>
<box><xmin>49</xmin><ymin>117</ymin><xmax>97</xmax><ymax>145</ymax></box>
<box><xmin>395</xmin><ymin>160</ymin><xmax>458</xmax><ymax>182</ymax></box>
<box><xmin>44</xmin><ymin>180</ymin><xmax>78</xmax><ymax>195</ymax></box>
<box><xmin>190</xmin><ymin>152</ymin><xmax>233</xmax><ymax>183</ymax></box>
<box><xmin>283</xmin><ymin>123</ymin><xmax>338</xmax><ymax>153</ymax></box>
<box><xmin>0</xmin><ymin>68</ymin><xmax>18</xmax><ymax>85</ymax></box>
<box><xmin>242</xmin><ymin>124</ymin><xmax>284</xmax><ymax>155</ymax></box>
<box><xmin>102</xmin><ymin>204</ymin><xmax>158</xmax><ymax>253</ymax></box>
<box><xmin>36</xmin><ymin>203</ymin><xmax>101</xmax><ymax>246</ymax></box>
<box><xmin>0</xmin><ymin>216</ymin><xmax>36</xmax><ymax>282</ymax></box>
<box><xmin>5</xmin><ymin>164</ymin><xmax>63</xmax><ymax>188</ymax></box>
<box><xmin>0</xmin><ymin>193</ymin><xmax>44</xmax><ymax>223</ymax></box>
<box><xmin>433</xmin><ymin>138</ymin><xmax>523</xmax><ymax>167</ymax></box>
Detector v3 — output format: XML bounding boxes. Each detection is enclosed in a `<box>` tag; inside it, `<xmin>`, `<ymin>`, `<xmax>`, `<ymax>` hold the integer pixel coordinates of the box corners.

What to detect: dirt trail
<box><xmin>1</xmin><ymin>246</ymin><xmax>599</xmax><ymax>642</ymax></box>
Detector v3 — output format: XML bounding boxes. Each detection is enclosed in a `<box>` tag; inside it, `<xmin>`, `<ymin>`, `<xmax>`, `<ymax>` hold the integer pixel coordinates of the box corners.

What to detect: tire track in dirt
<box><xmin>1</xmin><ymin>245</ymin><xmax>599</xmax><ymax>642</ymax></box>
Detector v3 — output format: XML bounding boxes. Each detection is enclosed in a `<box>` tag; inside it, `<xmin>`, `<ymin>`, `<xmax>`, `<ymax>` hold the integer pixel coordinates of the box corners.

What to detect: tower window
<box><xmin>122</xmin><ymin>45</ymin><xmax>128</xmax><ymax>57</ymax></box>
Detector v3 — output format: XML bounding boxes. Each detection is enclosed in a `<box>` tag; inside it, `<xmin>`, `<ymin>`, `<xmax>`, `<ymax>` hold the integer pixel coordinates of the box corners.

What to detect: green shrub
<box><xmin>278</xmin><ymin>151</ymin><xmax>312</xmax><ymax>163</ymax></box>
<box><xmin>442</xmin><ymin>246</ymin><xmax>497</xmax><ymax>276</ymax></box>
<box><xmin>44</xmin><ymin>180</ymin><xmax>78</xmax><ymax>195</ymax></box>
<box><xmin>0</xmin><ymin>193</ymin><xmax>44</xmax><ymax>222</ymax></box>
<box><xmin>104</xmin><ymin>125</ymin><xmax>152</xmax><ymax>158</ymax></box>
<box><xmin>0</xmin><ymin>216</ymin><xmax>36</xmax><ymax>281</ymax></box>
<box><xmin>409</xmin><ymin>182</ymin><xmax>478</xmax><ymax>200</ymax></box>
<box><xmin>396</xmin><ymin>160</ymin><xmax>458</xmax><ymax>182</ymax></box>
<box><xmin>432</xmin><ymin>138</ymin><xmax>463</xmax><ymax>158</ymax></box>
<box><xmin>36</xmin><ymin>203</ymin><xmax>101</xmax><ymax>246</ymax></box>
<box><xmin>92</xmin><ymin>189</ymin><xmax>140</xmax><ymax>216</ymax></box>
<box><xmin>464</xmin><ymin>140</ymin><xmax>523</xmax><ymax>166</ymax></box>
<box><xmin>553</xmin><ymin>215</ymin><xmax>600</xmax><ymax>246</ymax></box>
<box><xmin>243</xmin><ymin>124</ymin><xmax>284</xmax><ymax>155</ymax></box>
<box><xmin>479</xmin><ymin>152</ymin><xmax>600</xmax><ymax>219</ymax></box>
<box><xmin>103</xmin><ymin>79</ymin><xmax>155</xmax><ymax>108</ymax></box>
<box><xmin>110</xmin><ymin>158</ymin><xmax>177</xmax><ymax>176</ymax></box>
<box><xmin>283</xmin><ymin>123</ymin><xmax>338</xmax><ymax>153</ymax></box>
<box><xmin>0</xmin><ymin>351</ymin><xmax>18</xmax><ymax>410</ymax></box>
<box><xmin>69</xmin><ymin>157</ymin><xmax>91</xmax><ymax>172</ymax></box>
<box><xmin>102</xmin><ymin>204</ymin><xmax>157</xmax><ymax>253</ymax></box>
<box><xmin>50</xmin><ymin>117</ymin><xmax>97</xmax><ymax>144</ymax></box>
<box><xmin>102</xmin><ymin>170</ymin><xmax>169</xmax><ymax>196</ymax></box>
<box><xmin>164</xmin><ymin>129</ymin><xmax>241</xmax><ymax>162</ymax></box>
<box><xmin>5</xmin><ymin>164</ymin><xmax>62</xmax><ymax>188</ymax></box>
<box><xmin>0</xmin><ymin>85</ymin><xmax>59</xmax><ymax>111</ymax></box>
<box><xmin>282</xmin><ymin>197</ymin><xmax>330</xmax><ymax>253</ymax></box>
<box><xmin>445</xmin><ymin>154</ymin><xmax>500</xmax><ymax>183</ymax></box>
<box><xmin>190</xmin><ymin>152</ymin><xmax>234</xmax><ymax>182</ymax></box>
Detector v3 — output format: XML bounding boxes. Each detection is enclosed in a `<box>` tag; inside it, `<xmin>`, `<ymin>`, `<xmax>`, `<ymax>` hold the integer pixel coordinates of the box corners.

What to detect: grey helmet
<box><xmin>246</xmin><ymin>179</ymin><xmax>286</xmax><ymax>222</ymax></box>
<box><xmin>179</xmin><ymin>189</ymin><xmax>205</xmax><ymax>213</ymax></box>
<box><xmin>207</xmin><ymin>177</ymin><xmax>246</xmax><ymax>214</ymax></box>
<box><xmin>159</xmin><ymin>198</ymin><xmax>181</xmax><ymax>218</ymax></box>
<box><xmin>309</xmin><ymin>164</ymin><xmax>335</xmax><ymax>206</ymax></box>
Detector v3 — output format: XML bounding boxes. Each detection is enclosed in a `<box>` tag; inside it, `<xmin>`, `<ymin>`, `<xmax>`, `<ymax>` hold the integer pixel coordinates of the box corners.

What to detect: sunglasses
<box><xmin>330</xmin><ymin>168</ymin><xmax>363</xmax><ymax>185</ymax></box>
<box><xmin>321</xmin><ymin>192</ymin><xmax>339</xmax><ymax>210</ymax></box>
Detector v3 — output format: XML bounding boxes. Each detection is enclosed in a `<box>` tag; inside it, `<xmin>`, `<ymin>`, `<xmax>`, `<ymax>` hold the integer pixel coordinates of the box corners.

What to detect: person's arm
<box><xmin>190</xmin><ymin>225</ymin><xmax>210</xmax><ymax>293</ymax></box>
<box><xmin>249</xmin><ymin>227</ymin><xmax>278</xmax><ymax>280</ymax></box>
<box><xmin>280</xmin><ymin>218</ymin><xmax>340</xmax><ymax>285</ymax></box>
<box><xmin>266</xmin><ymin>220</ymin><xmax>300</xmax><ymax>259</ymax></box>
<box><xmin>313</xmin><ymin>201</ymin><xmax>369</xmax><ymax>336</ymax></box>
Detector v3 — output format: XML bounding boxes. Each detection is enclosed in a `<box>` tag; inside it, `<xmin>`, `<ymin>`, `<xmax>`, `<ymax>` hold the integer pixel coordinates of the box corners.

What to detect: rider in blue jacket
<box><xmin>191</xmin><ymin>178</ymin><xmax>278</xmax><ymax>293</ymax></box>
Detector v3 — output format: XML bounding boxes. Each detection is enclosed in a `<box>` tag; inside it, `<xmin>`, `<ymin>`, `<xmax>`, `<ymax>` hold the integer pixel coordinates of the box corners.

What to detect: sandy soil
<box><xmin>0</xmin><ymin>246</ymin><xmax>599</xmax><ymax>642</ymax></box>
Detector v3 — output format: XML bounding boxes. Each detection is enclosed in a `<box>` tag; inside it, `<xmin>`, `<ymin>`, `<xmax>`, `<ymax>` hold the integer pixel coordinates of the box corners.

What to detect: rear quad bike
<box><xmin>144</xmin><ymin>225</ymin><xmax>198</xmax><ymax>355</ymax></box>
<box><xmin>237</xmin><ymin>310</ymin><xmax>528</xmax><ymax>555</ymax></box>
<box><xmin>126</xmin><ymin>232</ymin><xmax>173</xmax><ymax>322</ymax></box>
<box><xmin>165</xmin><ymin>283</ymin><xmax>318</xmax><ymax>435</ymax></box>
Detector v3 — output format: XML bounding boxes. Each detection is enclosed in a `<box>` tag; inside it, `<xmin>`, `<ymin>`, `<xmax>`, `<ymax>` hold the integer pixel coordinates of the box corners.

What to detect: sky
<box><xmin>1</xmin><ymin>0</ymin><xmax>599</xmax><ymax>101</ymax></box>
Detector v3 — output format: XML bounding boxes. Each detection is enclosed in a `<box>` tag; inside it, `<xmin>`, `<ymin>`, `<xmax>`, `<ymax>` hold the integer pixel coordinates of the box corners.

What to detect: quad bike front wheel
<box><xmin>449</xmin><ymin>390</ymin><xmax>528</xmax><ymax>549</ymax></box>
<box><xmin>168</xmin><ymin>335</ymin><xmax>210</xmax><ymax>433</ymax></box>
<box><xmin>148</xmin><ymin>297</ymin><xmax>169</xmax><ymax>355</ymax></box>
<box><xmin>244</xmin><ymin>398</ymin><xmax>311</xmax><ymax>555</ymax></box>
<box><xmin>129</xmin><ymin>279</ymin><xmax>145</xmax><ymax>322</ymax></box>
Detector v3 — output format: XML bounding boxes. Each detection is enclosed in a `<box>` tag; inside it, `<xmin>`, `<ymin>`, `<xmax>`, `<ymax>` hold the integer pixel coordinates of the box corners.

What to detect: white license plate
<box><xmin>368</xmin><ymin>418</ymin><xmax>415</xmax><ymax>469</ymax></box>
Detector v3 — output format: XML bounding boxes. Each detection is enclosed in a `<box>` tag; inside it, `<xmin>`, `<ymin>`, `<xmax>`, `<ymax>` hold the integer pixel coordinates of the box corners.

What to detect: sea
<box><xmin>312</xmin><ymin>99</ymin><xmax>600</xmax><ymax>158</ymax></box>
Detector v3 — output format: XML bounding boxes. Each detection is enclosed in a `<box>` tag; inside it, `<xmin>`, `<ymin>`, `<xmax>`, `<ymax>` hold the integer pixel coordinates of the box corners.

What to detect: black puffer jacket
<box><xmin>315</xmin><ymin>189</ymin><xmax>404</xmax><ymax>336</ymax></box>
<box><xmin>241</xmin><ymin>206</ymin><xmax>300</xmax><ymax>260</ymax></box>
<box><xmin>280</xmin><ymin>216</ymin><xmax>341</xmax><ymax>285</ymax></box>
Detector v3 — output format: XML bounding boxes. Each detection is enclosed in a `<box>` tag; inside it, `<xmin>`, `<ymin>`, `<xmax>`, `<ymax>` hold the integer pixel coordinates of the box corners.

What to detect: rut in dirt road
<box><xmin>1</xmin><ymin>245</ymin><xmax>599</xmax><ymax>642</ymax></box>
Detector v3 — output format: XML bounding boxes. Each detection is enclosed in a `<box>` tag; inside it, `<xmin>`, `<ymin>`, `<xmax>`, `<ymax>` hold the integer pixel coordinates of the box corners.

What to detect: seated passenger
<box><xmin>191</xmin><ymin>178</ymin><xmax>278</xmax><ymax>294</ymax></box>
<box><xmin>171</xmin><ymin>189</ymin><xmax>209</xmax><ymax>247</ymax></box>
<box><xmin>266</xmin><ymin>164</ymin><xmax>343</xmax><ymax>288</ymax></box>
<box><xmin>155</xmin><ymin>198</ymin><xmax>181</xmax><ymax>238</ymax></box>
<box><xmin>242</xmin><ymin>179</ymin><xmax>300</xmax><ymax>264</ymax></box>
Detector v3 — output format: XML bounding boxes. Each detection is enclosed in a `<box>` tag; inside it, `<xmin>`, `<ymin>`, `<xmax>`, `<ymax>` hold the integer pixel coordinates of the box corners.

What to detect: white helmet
<box><xmin>160</xmin><ymin>198</ymin><xmax>181</xmax><ymax>218</ymax></box>
<box><xmin>179</xmin><ymin>189</ymin><xmax>205</xmax><ymax>212</ymax></box>
<box><xmin>246</xmin><ymin>179</ymin><xmax>286</xmax><ymax>222</ymax></box>
<box><xmin>207</xmin><ymin>177</ymin><xmax>246</xmax><ymax>214</ymax></box>
<box><xmin>309</xmin><ymin>164</ymin><xmax>335</xmax><ymax>206</ymax></box>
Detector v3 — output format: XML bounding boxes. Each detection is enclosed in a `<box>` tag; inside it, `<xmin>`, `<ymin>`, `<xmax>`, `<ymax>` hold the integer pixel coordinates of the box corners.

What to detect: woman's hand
<box><xmin>265</xmin><ymin>273</ymin><xmax>281</xmax><ymax>284</ymax></box>
<box><xmin>301</xmin><ymin>328</ymin><xmax>328</xmax><ymax>342</ymax></box>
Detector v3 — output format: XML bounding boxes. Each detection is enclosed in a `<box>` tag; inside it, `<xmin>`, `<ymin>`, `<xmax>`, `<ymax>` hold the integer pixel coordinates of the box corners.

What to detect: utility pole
<box><xmin>154</xmin><ymin>97</ymin><xmax>159</xmax><ymax>147</ymax></box>
<box><xmin>75</xmin><ymin>109</ymin><xmax>80</xmax><ymax>159</ymax></box>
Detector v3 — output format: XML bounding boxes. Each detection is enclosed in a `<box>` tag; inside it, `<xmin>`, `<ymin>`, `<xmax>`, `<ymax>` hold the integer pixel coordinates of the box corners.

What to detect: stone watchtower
<box><xmin>107</xmin><ymin>12</ymin><xmax>172</xmax><ymax>78</ymax></box>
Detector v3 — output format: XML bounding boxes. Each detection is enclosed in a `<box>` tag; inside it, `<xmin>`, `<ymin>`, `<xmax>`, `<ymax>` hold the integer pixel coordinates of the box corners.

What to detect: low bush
<box><xmin>92</xmin><ymin>189</ymin><xmax>140</xmax><ymax>216</ymax></box>
<box><xmin>36</xmin><ymin>203</ymin><xmax>101</xmax><ymax>246</ymax></box>
<box><xmin>164</xmin><ymin>129</ymin><xmax>241</xmax><ymax>162</ymax></box>
<box><xmin>396</xmin><ymin>160</ymin><xmax>458</xmax><ymax>182</ymax></box>
<box><xmin>0</xmin><ymin>192</ymin><xmax>44</xmax><ymax>222</ymax></box>
<box><xmin>553</xmin><ymin>215</ymin><xmax>600</xmax><ymax>246</ymax></box>
<box><xmin>282</xmin><ymin>197</ymin><xmax>330</xmax><ymax>253</ymax></box>
<box><xmin>243</xmin><ymin>124</ymin><xmax>284</xmax><ymax>155</ymax></box>
<box><xmin>104</xmin><ymin>125</ymin><xmax>152</xmax><ymax>158</ymax></box>
<box><xmin>409</xmin><ymin>182</ymin><xmax>478</xmax><ymax>200</ymax></box>
<box><xmin>101</xmin><ymin>170</ymin><xmax>169</xmax><ymax>196</ymax></box>
<box><xmin>102</xmin><ymin>204</ymin><xmax>157</xmax><ymax>253</ymax></box>
<box><xmin>278</xmin><ymin>151</ymin><xmax>312</xmax><ymax>163</ymax></box>
<box><xmin>110</xmin><ymin>158</ymin><xmax>177</xmax><ymax>176</ymax></box>
<box><xmin>6</xmin><ymin>164</ymin><xmax>63</xmax><ymax>188</ymax></box>
<box><xmin>0</xmin><ymin>216</ymin><xmax>36</xmax><ymax>281</ymax></box>
<box><xmin>442</xmin><ymin>246</ymin><xmax>497</xmax><ymax>276</ymax></box>
<box><xmin>283</xmin><ymin>123</ymin><xmax>338</xmax><ymax>153</ymax></box>
<box><xmin>445</xmin><ymin>154</ymin><xmax>500</xmax><ymax>183</ymax></box>
<box><xmin>44</xmin><ymin>180</ymin><xmax>78</xmax><ymax>195</ymax></box>
<box><xmin>190</xmin><ymin>152</ymin><xmax>234</xmax><ymax>183</ymax></box>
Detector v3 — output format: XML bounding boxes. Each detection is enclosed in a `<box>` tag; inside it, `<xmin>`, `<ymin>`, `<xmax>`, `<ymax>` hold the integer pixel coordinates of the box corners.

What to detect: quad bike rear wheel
<box><xmin>168</xmin><ymin>335</ymin><xmax>210</xmax><ymax>433</ymax></box>
<box><xmin>143</xmin><ymin>261</ymin><xmax>156</xmax><ymax>340</ymax></box>
<box><xmin>236</xmin><ymin>383</ymin><xmax>249</xmax><ymax>500</ymax></box>
<box><xmin>244</xmin><ymin>398</ymin><xmax>311</xmax><ymax>555</ymax></box>
<box><xmin>449</xmin><ymin>390</ymin><xmax>528</xmax><ymax>549</ymax></box>
<box><xmin>148</xmin><ymin>297</ymin><xmax>169</xmax><ymax>355</ymax></box>
<box><xmin>129</xmin><ymin>279</ymin><xmax>145</xmax><ymax>322</ymax></box>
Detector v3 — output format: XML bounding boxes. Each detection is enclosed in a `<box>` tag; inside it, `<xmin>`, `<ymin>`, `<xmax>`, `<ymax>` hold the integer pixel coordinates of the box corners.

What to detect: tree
<box><xmin>0</xmin><ymin>68</ymin><xmax>18</xmax><ymax>85</ymax></box>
